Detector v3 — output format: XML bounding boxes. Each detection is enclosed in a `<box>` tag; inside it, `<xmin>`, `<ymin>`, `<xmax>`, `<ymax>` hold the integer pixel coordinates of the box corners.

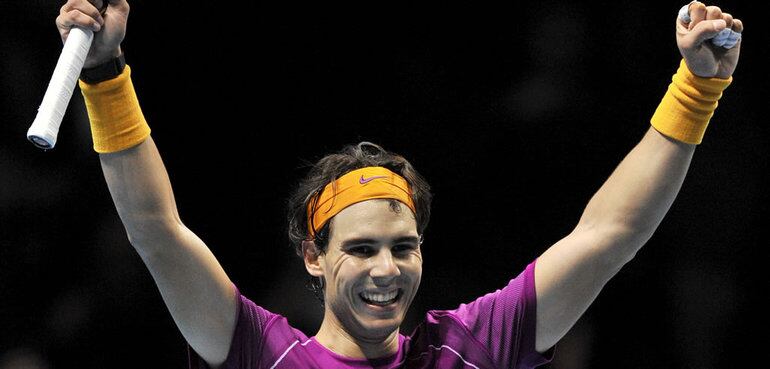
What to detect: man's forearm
<box><xmin>100</xmin><ymin>136</ymin><xmax>181</xmax><ymax>248</ymax></box>
<box><xmin>576</xmin><ymin>126</ymin><xmax>696</xmax><ymax>262</ymax></box>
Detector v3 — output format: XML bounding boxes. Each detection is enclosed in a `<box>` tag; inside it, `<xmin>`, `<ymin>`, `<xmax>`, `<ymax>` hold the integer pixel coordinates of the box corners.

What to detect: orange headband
<box><xmin>307</xmin><ymin>167</ymin><xmax>416</xmax><ymax>238</ymax></box>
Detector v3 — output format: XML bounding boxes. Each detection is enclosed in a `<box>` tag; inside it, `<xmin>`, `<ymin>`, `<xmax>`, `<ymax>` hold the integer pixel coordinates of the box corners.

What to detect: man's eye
<box><xmin>393</xmin><ymin>244</ymin><xmax>415</xmax><ymax>253</ymax></box>
<box><xmin>349</xmin><ymin>246</ymin><xmax>375</xmax><ymax>256</ymax></box>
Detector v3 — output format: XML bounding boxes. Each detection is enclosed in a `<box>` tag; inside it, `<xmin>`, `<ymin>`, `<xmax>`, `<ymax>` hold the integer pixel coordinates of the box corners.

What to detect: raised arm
<box><xmin>531</xmin><ymin>2</ymin><xmax>743</xmax><ymax>353</ymax></box>
<box><xmin>100</xmin><ymin>138</ymin><xmax>236</xmax><ymax>366</ymax></box>
<box><xmin>58</xmin><ymin>1</ymin><xmax>236</xmax><ymax>366</ymax></box>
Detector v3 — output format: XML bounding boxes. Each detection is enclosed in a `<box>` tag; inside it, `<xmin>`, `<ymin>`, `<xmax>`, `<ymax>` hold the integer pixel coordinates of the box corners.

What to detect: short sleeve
<box><xmin>188</xmin><ymin>284</ymin><xmax>278</xmax><ymax>369</ymax></box>
<box><xmin>450</xmin><ymin>259</ymin><xmax>555</xmax><ymax>368</ymax></box>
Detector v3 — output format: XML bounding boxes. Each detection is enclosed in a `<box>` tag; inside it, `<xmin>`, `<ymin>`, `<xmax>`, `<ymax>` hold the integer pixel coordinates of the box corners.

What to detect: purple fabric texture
<box><xmin>189</xmin><ymin>259</ymin><xmax>554</xmax><ymax>368</ymax></box>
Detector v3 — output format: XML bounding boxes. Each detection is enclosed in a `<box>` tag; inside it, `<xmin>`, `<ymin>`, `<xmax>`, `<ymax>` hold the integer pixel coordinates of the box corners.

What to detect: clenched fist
<box><xmin>677</xmin><ymin>1</ymin><xmax>743</xmax><ymax>79</ymax></box>
<box><xmin>56</xmin><ymin>0</ymin><xmax>129</xmax><ymax>68</ymax></box>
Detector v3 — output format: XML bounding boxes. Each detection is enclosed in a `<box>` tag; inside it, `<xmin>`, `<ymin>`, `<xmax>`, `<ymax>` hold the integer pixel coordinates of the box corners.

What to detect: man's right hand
<box><xmin>56</xmin><ymin>0</ymin><xmax>129</xmax><ymax>68</ymax></box>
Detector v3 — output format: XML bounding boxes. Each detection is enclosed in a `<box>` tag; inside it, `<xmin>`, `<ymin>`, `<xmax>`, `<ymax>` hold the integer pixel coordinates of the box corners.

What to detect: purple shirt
<box><xmin>189</xmin><ymin>259</ymin><xmax>554</xmax><ymax>368</ymax></box>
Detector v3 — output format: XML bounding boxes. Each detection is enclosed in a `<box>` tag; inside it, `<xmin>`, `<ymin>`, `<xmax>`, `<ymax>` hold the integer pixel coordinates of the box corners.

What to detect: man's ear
<box><xmin>302</xmin><ymin>240</ymin><xmax>324</xmax><ymax>277</ymax></box>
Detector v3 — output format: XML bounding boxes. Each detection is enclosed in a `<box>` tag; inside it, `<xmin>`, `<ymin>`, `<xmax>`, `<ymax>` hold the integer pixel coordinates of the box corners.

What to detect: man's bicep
<box><xmin>534</xmin><ymin>226</ymin><xmax>628</xmax><ymax>353</ymax></box>
<box><xmin>137</xmin><ymin>223</ymin><xmax>238</xmax><ymax>367</ymax></box>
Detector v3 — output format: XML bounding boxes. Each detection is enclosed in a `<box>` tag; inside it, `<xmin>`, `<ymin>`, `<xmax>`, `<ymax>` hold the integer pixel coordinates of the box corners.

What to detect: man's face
<box><xmin>316</xmin><ymin>199</ymin><xmax>422</xmax><ymax>339</ymax></box>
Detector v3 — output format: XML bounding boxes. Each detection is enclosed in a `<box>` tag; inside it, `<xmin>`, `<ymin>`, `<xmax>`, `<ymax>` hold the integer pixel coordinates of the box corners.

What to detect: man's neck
<box><xmin>314</xmin><ymin>313</ymin><xmax>400</xmax><ymax>359</ymax></box>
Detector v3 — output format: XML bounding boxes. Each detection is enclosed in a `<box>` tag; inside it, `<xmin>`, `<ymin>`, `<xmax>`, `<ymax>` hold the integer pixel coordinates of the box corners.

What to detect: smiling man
<box><xmin>55</xmin><ymin>0</ymin><xmax>744</xmax><ymax>368</ymax></box>
<box><xmin>208</xmin><ymin>147</ymin><xmax>554</xmax><ymax>368</ymax></box>
<box><xmin>306</xmin><ymin>199</ymin><xmax>424</xmax><ymax>357</ymax></box>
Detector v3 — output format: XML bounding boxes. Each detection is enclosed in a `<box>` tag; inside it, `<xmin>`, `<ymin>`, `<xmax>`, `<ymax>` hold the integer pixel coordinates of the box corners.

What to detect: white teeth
<box><xmin>361</xmin><ymin>290</ymin><xmax>399</xmax><ymax>303</ymax></box>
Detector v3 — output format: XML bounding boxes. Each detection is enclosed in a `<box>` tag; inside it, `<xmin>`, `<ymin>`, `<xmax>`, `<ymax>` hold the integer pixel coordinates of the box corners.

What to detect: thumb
<box><xmin>688</xmin><ymin>19</ymin><xmax>727</xmax><ymax>45</ymax></box>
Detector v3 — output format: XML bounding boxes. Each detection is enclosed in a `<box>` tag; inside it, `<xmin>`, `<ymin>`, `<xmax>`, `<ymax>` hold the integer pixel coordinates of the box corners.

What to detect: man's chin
<box><xmin>352</xmin><ymin>309</ymin><xmax>404</xmax><ymax>336</ymax></box>
<box><xmin>357</xmin><ymin>319</ymin><xmax>402</xmax><ymax>339</ymax></box>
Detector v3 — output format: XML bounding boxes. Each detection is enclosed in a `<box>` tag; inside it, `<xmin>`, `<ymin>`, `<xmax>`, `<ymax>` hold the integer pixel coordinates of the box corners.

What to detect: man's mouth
<box><xmin>359</xmin><ymin>289</ymin><xmax>402</xmax><ymax>306</ymax></box>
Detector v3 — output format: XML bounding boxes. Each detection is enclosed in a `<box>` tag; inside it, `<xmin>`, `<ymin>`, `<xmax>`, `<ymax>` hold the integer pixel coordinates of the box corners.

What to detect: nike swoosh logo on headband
<box><xmin>359</xmin><ymin>175</ymin><xmax>388</xmax><ymax>184</ymax></box>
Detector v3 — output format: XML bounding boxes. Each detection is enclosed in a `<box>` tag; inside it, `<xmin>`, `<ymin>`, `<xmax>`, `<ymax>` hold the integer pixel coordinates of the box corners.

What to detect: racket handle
<box><xmin>27</xmin><ymin>27</ymin><xmax>94</xmax><ymax>150</ymax></box>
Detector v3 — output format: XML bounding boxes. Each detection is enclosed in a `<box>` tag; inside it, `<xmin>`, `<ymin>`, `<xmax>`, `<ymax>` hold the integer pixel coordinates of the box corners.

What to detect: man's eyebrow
<box><xmin>340</xmin><ymin>236</ymin><xmax>421</xmax><ymax>248</ymax></box>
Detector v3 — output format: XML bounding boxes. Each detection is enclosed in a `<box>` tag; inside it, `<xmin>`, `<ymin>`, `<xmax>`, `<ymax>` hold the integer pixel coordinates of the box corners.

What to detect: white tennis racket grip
<box><xmin>27</xmin><ymin>27</ymin><xmax>94</xmax><ymax>150</ymax></box>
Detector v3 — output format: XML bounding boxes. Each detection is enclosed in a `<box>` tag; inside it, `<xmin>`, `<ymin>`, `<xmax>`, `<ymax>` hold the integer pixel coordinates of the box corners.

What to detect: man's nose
<box><xmin>370</xmin><ymin>248</ymin><xmax>401</xmax><ymax>280</ymax></box>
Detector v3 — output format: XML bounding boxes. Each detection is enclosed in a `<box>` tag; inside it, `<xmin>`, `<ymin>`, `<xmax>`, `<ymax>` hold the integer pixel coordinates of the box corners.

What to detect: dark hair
<box><xmin>287</xmin><ymin>142</ymin><xmax>432</xmax><ymax>257</ymax></box>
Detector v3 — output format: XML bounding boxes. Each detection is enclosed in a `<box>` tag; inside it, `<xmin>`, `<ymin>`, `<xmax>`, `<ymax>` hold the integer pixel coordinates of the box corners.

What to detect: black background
<box><xmin>1</xmin><ymin>1</ymin><xmax>767</xmax><ymax>368</ymax></box>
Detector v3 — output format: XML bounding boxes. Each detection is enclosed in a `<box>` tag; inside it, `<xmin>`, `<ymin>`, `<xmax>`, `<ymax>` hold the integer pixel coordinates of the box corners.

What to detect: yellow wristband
<box><xmin>650</xmin><ymin>59</ymin><xmax>732</xmax><ymax>145</ymax></box>
<box><xmin>79</xmin><ymin>65</ymin><xmax>151</xmax><ymax>153</ymax></box>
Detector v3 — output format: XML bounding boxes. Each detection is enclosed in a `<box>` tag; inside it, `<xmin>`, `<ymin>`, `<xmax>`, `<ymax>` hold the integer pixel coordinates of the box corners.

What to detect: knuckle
<box><xmin>64</xmin><ymin>9</ymin><xmax>79</xmax><ymax>21</ymax></box>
